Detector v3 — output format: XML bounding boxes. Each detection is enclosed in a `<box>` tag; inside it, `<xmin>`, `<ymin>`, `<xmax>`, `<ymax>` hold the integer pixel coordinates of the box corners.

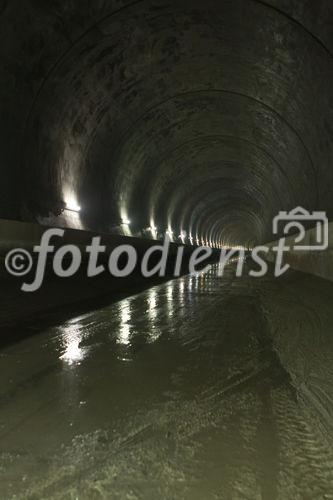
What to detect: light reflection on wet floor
<box><xmin>1</xmin><ymin>263</ymin><xmax>333</xmax><ymax>498</ymax></box>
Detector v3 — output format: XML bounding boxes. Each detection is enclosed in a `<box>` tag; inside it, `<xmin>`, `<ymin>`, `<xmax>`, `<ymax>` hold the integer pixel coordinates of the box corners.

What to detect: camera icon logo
<box><xmin>273</xmin><ymin>206</ymin><xmax>328</xmax><ymax>251</ymax></box>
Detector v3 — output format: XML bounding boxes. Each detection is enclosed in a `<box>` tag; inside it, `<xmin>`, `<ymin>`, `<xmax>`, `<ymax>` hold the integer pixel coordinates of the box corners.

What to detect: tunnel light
<box><xmin>166</xmin><ymin>229</ymin><xmax>173</xmax><ymax>237</ymax></box>
<box><xmin>65</xmin><ymin>202</ymin><xmax>81</xmax><ymax>213</ymax></box>
<box><xmin>149</xmin><ymin>226</ymin><xmax>157</xmax><ymax>232</ymax></box>
<box><xmin>121</xmin><ymin>218</ymin><xmax>131</xmax><ymax>225</ymax></box>
<box><xmin>179</xmin><ymin>232</ymin><xmax>186</xmax><ymax>244</ymax></box>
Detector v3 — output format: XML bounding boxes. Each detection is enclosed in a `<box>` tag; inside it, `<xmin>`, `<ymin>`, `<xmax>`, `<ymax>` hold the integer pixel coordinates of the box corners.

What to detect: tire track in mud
<box><xmin>271</xmin><ymin>385</ymin><xmax>333</xmax><ymax>499</ymax></box>
<box><xmin>11</xmin><ymin>359</ymin><xmax>333</xmax><ymax>499</ymax></box>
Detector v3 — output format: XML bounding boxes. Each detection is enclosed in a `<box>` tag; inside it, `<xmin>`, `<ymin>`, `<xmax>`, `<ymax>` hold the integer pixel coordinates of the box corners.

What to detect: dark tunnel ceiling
<box><xmin>1</xmin><ymin>0</ymin><xmax>333</xmax><ymax>246</ymax></box>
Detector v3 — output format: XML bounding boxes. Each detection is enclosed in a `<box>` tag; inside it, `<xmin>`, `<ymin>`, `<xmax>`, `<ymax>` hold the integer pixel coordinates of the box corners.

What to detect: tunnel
<box><xmin>1</xmin><ymin>0</ymin><xmax>333</xmax><ymax>498</ymax></box>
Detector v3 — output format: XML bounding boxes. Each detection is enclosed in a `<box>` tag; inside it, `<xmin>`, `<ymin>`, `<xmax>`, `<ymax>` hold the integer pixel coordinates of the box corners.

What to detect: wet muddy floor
<box><xmin>1</xmin><ymin>262</ymin><xmax>333</xmax><ymax>499</ymax></box>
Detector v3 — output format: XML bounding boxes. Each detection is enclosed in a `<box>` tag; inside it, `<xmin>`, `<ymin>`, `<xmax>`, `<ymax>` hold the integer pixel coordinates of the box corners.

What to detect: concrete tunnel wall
<box><xmin>0</xmin><ymin>0</ymin><xmax>333</xmax><ymax>250</ymax></box>
<box><xmin>265</xmin><ymin>222</ymin><xmax>333</xmax><ymax>282</ymax></box>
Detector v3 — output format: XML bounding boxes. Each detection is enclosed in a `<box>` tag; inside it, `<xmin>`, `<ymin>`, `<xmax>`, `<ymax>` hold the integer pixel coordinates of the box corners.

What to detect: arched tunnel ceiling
<box><xmin>1</xmin><ymin>0</ymin><xmax>333</xmax><ymax>246</ymax></box>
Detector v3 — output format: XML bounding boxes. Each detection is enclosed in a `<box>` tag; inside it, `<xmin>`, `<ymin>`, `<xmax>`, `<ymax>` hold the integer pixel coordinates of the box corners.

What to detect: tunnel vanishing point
<box><xmin>1</xmin><ymin>1</ymin><xmax>333</xmax><ymax>499</ymax></box>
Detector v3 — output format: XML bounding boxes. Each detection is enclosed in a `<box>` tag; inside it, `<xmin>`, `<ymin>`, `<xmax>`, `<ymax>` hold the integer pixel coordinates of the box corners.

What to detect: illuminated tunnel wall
<box><xmin>1</xmin><ymin>0</ymin><xmax>332</xmax><ymax>248</ymax></box>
